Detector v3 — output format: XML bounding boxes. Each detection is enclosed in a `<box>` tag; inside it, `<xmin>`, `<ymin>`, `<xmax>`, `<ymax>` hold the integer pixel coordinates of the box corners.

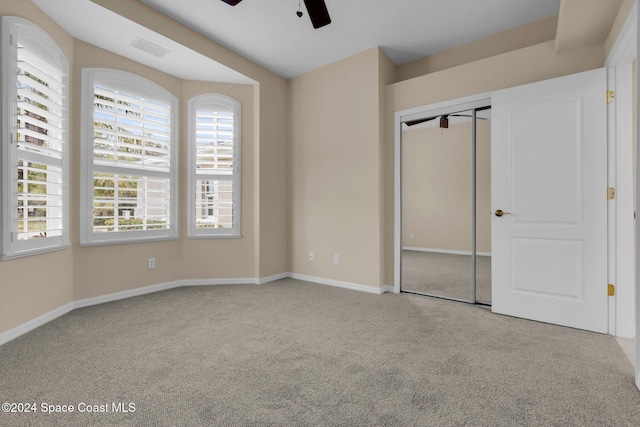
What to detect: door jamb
<box><xmin>605</xmin><ymin>3</ymin><xmax>638</xmax><ymax>335</ymax></box>
<box><xmin>604</xmin><ymin>0</ymin><xmax>637</xmax><ymax>387</ymax></box>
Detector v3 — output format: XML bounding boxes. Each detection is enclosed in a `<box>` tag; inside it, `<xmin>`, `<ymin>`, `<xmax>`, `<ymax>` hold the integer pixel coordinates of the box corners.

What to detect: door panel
<box><xmin>511</xmin><ymin>99</ymin><xmax>582</xmax><ymax>225</ymax></box>
<box><xmin>511</xmin><ymin>238</ymin><xmax>583</xmax><ymax>299</ymax></box>
<box><xmin>492</xmin><ymin>68</ymin><xmax>608</xmax><ymax>333</ymax></box>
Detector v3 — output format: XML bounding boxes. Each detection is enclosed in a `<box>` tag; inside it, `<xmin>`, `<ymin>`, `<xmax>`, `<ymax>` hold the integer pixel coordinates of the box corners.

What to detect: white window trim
<box><xmin>188</xmin><ymin>94</ymin><xmax>241</xmax><ymax>238</ymax></box>
<box><xmin>1</xmin><ymin>16</ymin><xmax>70</xmax><ymax>260</ymax></box>
<box><xmin>80</xmin><ymin>68</ymin><xmax>178</xmax><ymax>246</ymax></box>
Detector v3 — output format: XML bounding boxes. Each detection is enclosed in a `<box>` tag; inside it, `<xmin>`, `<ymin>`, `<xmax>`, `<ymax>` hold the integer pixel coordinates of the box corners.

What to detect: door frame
<box><xmin>393</xmin><ymin>93</ymin><xmax>491</xmax><ymax>294</ymax></box>
<box><xmin>600</xmin><ymin>0</ymin><xmax>639</xmax><ymax>390</ymax></box>
<box><xmin>605</xmin><ymin>0</ymin><xmax>637</xmax><ymax>339</ymax></box>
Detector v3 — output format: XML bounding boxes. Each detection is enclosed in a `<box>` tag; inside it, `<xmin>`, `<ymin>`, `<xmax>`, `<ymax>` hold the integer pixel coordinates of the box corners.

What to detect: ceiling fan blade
<box><xmin>221</xmin><ymin>0</ymin><xmax>243</xmax><ymax>5</ymax></box>
<box><xmin>450</xmin><ymin>114</ymin><xmax>489</xmax><ymax>120</ymax></box>
<box><xmin>304</xmin><ymin>0</ymin><xmax>331</xmax><ymax>29</ymax></box>
<box><xmin>405</xmin><ymin>116</ymin><xmax>438</xmax><ymax>127</ymax></box>
<box><xmin>408</xmin><ymin>110</ymin><xmax>491</xmax><ymax>127</ymax></box>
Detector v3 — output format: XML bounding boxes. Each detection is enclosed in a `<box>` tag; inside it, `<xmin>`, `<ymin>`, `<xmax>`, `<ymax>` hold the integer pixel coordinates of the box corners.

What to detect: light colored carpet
<box><xmin>402</xmin><ymin>250</ymin><xmax>491</xmax><ymax>304</ymax></box>
<box><xmin>1</xmin><ymin>278</ymin><xmax>639</xmax><ymax>426</ymax></box>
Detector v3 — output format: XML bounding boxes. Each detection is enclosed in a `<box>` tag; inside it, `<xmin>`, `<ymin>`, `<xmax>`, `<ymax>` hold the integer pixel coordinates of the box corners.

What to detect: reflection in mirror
<box><xmin>400</xmin><ymin>108</ymin><xmax>492</xmax><ymax>304</ymax></box>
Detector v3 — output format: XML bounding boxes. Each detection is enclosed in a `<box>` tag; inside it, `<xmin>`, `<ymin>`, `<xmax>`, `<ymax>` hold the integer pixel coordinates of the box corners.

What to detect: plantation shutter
<box><xmin>191</xmin><ymin>97</ymin><xmax>240</xmax><ymax>236</ymax></box>
<box><xmin>195</xmin><ymin>110</ymin><xmax>234</xmax><ymax>175</ymax></box>
<box><xmin>83</xmin><ymin>69</ymin><xmax>177</xmax><ymax>243</ymax></box>
<box><xmin>4</xmin><ymin>17</ymin><xmax>70</xmax><ymax>258</ymax></box>
<box><xmin>93</xmin><ymin>86</ymin><xmax>172</xmax><ymax>171</ymax></box>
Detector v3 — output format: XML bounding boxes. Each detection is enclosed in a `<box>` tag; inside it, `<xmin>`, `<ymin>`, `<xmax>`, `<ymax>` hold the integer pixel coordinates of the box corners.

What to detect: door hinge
<box><xmin>607</xmin><ymin>91</ymin><xmax>615</xmax><ymax>104</ymax></box>
<box><xmin>608</xmin><ymin>187</ymin><xmax>615</xmax><ymax>200</ymax></box>
<box><xmin>608</xmin><ymin>284</ymin><xmax>615</xmax><ymax>297</ymax></box>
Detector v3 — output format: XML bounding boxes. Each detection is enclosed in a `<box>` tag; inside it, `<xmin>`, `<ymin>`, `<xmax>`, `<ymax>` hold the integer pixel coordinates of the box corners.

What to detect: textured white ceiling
<box><xmin>32</xmin><ymin>0</ymin><xmax>561</xmax><ymax>81</ymax></box>
<box><xmin>140</xmin><ymin>0</ymin><xmax>561</xmax><ymax>78</ymax></box>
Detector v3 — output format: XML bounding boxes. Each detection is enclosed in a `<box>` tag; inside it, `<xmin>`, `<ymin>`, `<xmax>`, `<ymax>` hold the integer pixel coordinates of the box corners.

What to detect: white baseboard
<box><xmin>403</xmin><ymin>247</ymin><xmax>492</xmax><ymax>257</ymax></box>
<box><xmin>0</xmin><ymin>302</ymin><xmax>75</xmax><ymax>346</ymax></box>
<box><xmin>381</xmin><ymin>285</ymin><xmax>395</xmax><ymax>294</ymax></box>
<box><xmin>185</xmin><ymin>273</ymin><xmax>291</xmax><ymax>286</ymax></box>
<box><xmin>184</xmin><ymin>278</ymin><xmax>256</xmax><ymax>286</ymax></box>
<box><xmin>288</xmin><ymin>272</ymin><xmax>385</xmax><ymax>295</ymax></box>
<box><xmin>74</xmin><ymin>281</ymin><xmax>183</xmax><ymax>309</ymax></box>
<box><xmin>1</xmin><ymin>271</ymin><xmax>390</xmax><ymax>346</ymax></box>
<box><xmin>256</xmin><ymin>272</ymin><xmax>290</xmax><ymax>285</ymax></box>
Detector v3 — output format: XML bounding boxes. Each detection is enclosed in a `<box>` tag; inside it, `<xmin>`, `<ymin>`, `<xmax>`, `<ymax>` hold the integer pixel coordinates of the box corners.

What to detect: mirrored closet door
<box><xmin>400</xmin><ymin>107</ymin><xmax>492</xmax><ymax>305</ymax></box>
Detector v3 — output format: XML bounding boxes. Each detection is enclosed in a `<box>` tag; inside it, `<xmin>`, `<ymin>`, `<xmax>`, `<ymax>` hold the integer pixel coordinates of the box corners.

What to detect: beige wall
<box><xmin>378</xmin><ymin>49</ymin><xmax>397</xmax><ymax>285</ymax></box>
<box><xmin>606</xmin><ymin>0</ymin><xmax>636</xmax><ymax>57</ymax></box>
<box><xmin>289</xmin><ymin>48</ymin><xmax>386</xmax><ymax>288</ymax></box>
<box><xmin>393</xmin><ymin>41</ymin><xmax>605</xmax><ymax>113</ymax></box>
<box><xmin>397</xmin><ymin>15</ymin><xmax>558</xmax><ymax>82</ymax></box>
<box><xmin>256</xmin><ymin>79</ymin><xmax>290</xmax><ymax>277</ymax></box>
<box><xmin>402</xmin><ymin>120</ymin><xmax>491</xmax><ymax>253</ymax></box>
<box><xmin>556</xmin><ymin>0</ymin><xmax>623</xmax><ymax>54</ymax></box>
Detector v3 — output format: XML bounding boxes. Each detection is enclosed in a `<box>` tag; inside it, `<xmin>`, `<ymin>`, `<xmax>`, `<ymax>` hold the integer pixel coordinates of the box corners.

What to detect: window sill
<box><xmin>187</xmin><ymin>233</ymin><xmax>242</xmax><ymax>240</ymax></box>
<box><xmin>80</xmin><ymin>235</ymin><xmax>178</xmax><ymax>247</ymax></box>
<box><xmin>2</xmin><ymin>243</ymin><xmax>71</xmax><ymax>261</ymax></box>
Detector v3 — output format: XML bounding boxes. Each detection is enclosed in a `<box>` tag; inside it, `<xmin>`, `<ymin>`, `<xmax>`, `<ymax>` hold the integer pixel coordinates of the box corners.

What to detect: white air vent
<box><xmin>130</xmin><ymin>37</ymin><xmax>169</xmax><ymax>58</ymax></box>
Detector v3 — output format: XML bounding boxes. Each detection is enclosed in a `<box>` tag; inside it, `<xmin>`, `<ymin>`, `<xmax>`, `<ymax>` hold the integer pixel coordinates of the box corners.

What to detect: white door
<box><xmin>491</xmin><ymin>68</ymin><xmax>608</xmax><ymax>333</ymax></box>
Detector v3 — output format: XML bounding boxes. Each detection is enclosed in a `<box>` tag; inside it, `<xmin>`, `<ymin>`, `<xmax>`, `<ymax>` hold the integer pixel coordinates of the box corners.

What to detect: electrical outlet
<box><xmin>409</xmin><ymin>233</ymin><xmax>414</xmax><ymax>240</ymax></box>
<box><xmin>309</xmin><ymin>251</ymin><xmax>314</xmax><ymax>261</ymax></box>
<box><xmin>333</xmin><ymin>254</ymin><xmax>339</xmax><ymax>265</ymax></box>
<box><xmin>148</xmin><ymin>258</ymin><xmax>156</xmax><ymax>270</ymax></box>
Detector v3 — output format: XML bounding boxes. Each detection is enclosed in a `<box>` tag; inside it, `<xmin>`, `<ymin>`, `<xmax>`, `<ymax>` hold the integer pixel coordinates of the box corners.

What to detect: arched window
<box><xmin>188</xmin><ymin>94</ymin><xmax>241</xmax><ymax>238</ymax></box>
<box><xmin>80</xmin><ymin>69</ymin><xmax>178</xmax><ymax>245</ymax></box>
<box><xmin>2</xmin><ymin>17</ymin><xmax>70</xmax><ymax>259</ymax></box>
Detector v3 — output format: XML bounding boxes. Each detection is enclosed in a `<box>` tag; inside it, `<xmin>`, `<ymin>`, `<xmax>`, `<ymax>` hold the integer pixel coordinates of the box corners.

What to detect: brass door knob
<box><xmin>495</xmin><ymin>209</ymin><xmax>511</xmax><ymax>217</ymax></box>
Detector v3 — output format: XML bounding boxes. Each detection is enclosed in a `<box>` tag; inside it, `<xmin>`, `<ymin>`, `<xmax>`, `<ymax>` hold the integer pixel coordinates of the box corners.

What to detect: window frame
<box><xmin>80</xmin><ymin>68</ymin><xmax>178</xmax><ymax>246</ymax></box>
<box><xmin>1</xmin><ymin>16</ymin><xmax>70</xmax><ymax>260</ymax></box>
<box><xmin>188</xmin><ymin>94</ymin><xmax>241</xmax><ymax>238</ymax></box>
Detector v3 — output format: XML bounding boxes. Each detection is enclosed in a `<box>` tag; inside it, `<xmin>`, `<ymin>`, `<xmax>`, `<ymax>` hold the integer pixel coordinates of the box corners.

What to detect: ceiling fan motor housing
<box><xmin>220</xmin><ymin>0</ymin><xmax>330</xmax><ymax>29</ymax></box>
